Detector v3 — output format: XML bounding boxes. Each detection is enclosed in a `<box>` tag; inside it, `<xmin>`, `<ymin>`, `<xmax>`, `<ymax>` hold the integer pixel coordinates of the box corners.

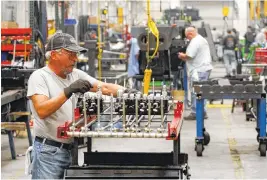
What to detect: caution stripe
<box><xmin>207</xmin><ymin>104</ymin><xmax>232</xmax><ymax>108</ymax></box>
<box><xmin>221</xmin><ymin>108</ymin><xmax>245</xmax><ymax>179</ymax></box>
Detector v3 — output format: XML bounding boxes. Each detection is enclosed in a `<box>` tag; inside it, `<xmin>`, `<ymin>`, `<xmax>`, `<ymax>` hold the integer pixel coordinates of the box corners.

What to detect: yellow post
<box><xmin>97</xmin><ymin>0</ymin><xmax>102</xmax><ymax>80</ymax></box>
<box><xmin>117</xmin><ymin>7</ymin><xmax>123</xmax><ymax>25</ymax></box>
<box><xmin>249</xmin><ymin>0</ymin><xmax>255</xmax><ymax>20</ymax></box>
<box><xmin>256</xmin><ymin>0</ymin><xmax>261</xmax><ymax>19</ymax></box>
<box><xmin>264</xmin><ymin>0</ymin><xmax>267</xmax><ymax>17</ymax></box>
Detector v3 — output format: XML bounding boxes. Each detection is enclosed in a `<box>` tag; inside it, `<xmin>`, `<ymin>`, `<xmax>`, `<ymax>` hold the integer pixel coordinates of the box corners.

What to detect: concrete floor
<box><xmin>1</xmin><ymin>63</ymin><xmax>267</xmax><ymax>179</ymax></box>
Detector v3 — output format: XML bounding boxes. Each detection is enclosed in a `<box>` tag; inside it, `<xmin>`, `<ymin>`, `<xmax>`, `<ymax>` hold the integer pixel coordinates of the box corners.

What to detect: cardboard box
<box><xmin>1</xmin><ymin>21</ymin><xmax>18</xmax><ymax>28</ymax></box>
<box><xmin>88</xmin><ymin>16</ymin><xmax>97</xmax><ymax>24</ymax></box>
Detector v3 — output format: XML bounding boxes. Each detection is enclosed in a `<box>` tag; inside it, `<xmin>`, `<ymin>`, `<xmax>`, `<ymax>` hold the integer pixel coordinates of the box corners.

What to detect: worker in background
<box><xmin>127</xmin><ymin>37</ymin><xmax>140</xmax><ymax>89</ymax></box>
<box><xmin>232</xmin><ymin>28</ymin><xmax>239</xmax><ymax>42</ymax></box>
<box><xmin>211</xmin><ymin>27</ymin><xmax>223</xmax><ymax>61</ymax></box>
<box><xmin>27</xmin><ymin>31</ymin><xmax>136</xmax><ymax>179</ymax></box>
<box><xmin>223</xmin><ymin>29</ymin><xmax>238</xmax><ymax>77</ymax></box>
<box><xmin>231</xmin><ymin>28</ymin><xmax>241</xmax><ymax>61</ymax></box>
<box><xmin>211</xmin><ymin>27</ymin><xmax>222</xmax><ymax>43</ymax></box>
<box><xmin>244</xmin><ymin>26</ymin><xmax>255</xmax><ymax>60</ymax></box>
<box><xmin>84</xmin><ymin>29</ymin><xmax>97</xmax><ymax>40</ymax></box>
<box><xmin>178</xmin><ymin>26</ymin><xmax>213</xmax><ymax>120</ymax></box>
<box><xmin>255</xmin><ymin>28</ymin><xmax>267</xmax><ymax>46</ymax></box>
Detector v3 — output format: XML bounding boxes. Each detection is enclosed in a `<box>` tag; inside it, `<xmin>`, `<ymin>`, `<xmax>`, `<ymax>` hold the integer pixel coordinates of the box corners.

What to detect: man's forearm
<box><xmin>102</xmin><ymin>83</ymin><xmax>125</xmax><ymax>96</ymax></box>
<box><xmin>34</xmin><ymin>92</ymin><xmax>68</xmax><ymax>119</ymax></box>
<box><xmin>181</xmin><ymin>54</ymin><xmax>191</xmax><ymax>61</ymax></box>
<box><xmin>90</xmin><ymin>81</ymin><xmax>125</xmax><ymax>96</ymax></box>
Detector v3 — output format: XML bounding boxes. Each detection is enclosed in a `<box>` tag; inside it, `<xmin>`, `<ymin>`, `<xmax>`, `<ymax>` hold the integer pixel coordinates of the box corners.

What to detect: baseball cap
<box><xmin>45</xmin><ymin>31</ymin><xmax>87</xmax><ymax>53</ymax></box>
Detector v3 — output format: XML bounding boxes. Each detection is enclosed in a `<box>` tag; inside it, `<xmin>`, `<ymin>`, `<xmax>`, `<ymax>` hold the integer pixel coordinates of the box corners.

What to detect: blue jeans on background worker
<box><xmin>190</xmin><ymin>71</ymin><xmax>211</xmax><ymax>114</ymax></box>
<box><xmin>223</xmin><ymin>49</ymin><xmax>237</xmax><ymax>76</ymax></box>
<box><xmin>31</xmin><ymin>140</ymin><xmax>71</xmax><ymax>179</ymax></box>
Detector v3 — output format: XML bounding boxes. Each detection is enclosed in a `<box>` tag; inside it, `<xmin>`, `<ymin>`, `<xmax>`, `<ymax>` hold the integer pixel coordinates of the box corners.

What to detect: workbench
<box><xmin>62</xmin><ymin>89</ymin><xmax>190</xmax><ymax>179</ymax></box>
<box><xmin>1</xmin><ymin>89</ymin><xmax>32</xmax><ymax>159</ymax></box>
<box><xmin>193</xmin><ymin>83</ymin><xmax>266</xmax><ymax>157</ymax></box>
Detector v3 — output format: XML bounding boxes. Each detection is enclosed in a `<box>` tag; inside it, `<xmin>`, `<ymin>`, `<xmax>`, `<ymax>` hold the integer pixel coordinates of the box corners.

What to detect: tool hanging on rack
<box><xmin>142</xmin><ymin>0</ymin><xmax>159</xmax><ymax>95</ymax></box>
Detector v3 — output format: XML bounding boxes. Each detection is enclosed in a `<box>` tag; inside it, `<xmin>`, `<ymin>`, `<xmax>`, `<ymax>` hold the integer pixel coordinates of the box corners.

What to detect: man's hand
<box><xmin>178</xmin><ymin>52</ymin><xmax>187</xmax><ymax>60</ymax></box>
<box><xmin>64</xmin><ymin>79</ymin><xmax>93</xmax><ymax>98</ymax></box>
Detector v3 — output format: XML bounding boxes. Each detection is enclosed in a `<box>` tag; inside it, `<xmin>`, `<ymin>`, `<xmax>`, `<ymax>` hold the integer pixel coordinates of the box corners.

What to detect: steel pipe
<box><xmin>67</xmin><ymin>131</ymin><xmax>168</xmax><ymax>138</ymax></box>
<box><xmin>103</xmin><ymin>50</ymin><xmax>126</xmax><ymax>56</ymax></box>
<box><xmin>242</xmin><ymin>64</ymin><xmax>267</xmax><ymax>67</ymax></box>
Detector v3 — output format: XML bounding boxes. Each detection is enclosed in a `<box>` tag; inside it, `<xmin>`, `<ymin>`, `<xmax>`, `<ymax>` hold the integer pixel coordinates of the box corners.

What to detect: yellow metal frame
<box><xmin>249</xmin><ymin>0</ymin><xmax>255</xmax><ymax>20</ymax></box>
<box><xmin>256</xmin><ymin>0</ymin><xmax>261</xmax><ymax>19</ymax></box>
<box><xmin>142</xmin><ymin>0</ymin><xmax>160</xmax><ymax>95</ymax></box>
<box><xmin>97</xmin><ymin>0</ymin><xmax>102</xmax><ymax>79</ymax></box>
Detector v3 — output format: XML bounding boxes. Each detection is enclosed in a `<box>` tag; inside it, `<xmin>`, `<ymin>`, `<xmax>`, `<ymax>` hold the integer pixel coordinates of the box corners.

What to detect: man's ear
<box><xmin>50</xmin><ymin>51</ymin><xmax>57</xmax><ymax>60</ymax></box>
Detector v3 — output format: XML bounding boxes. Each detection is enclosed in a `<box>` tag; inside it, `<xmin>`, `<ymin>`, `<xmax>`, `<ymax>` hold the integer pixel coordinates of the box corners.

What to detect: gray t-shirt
<box><xmin>27</xmin><ymin>66</ymin><xmax>97</xmax><ymax>144</ymax></box>
<box><xmin>186</xmin><ymin>34</ymin><xmax>213</xmax><ymax>75</ymax></box>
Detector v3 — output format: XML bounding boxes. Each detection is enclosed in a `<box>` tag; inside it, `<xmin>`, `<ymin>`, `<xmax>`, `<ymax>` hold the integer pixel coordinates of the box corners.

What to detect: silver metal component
<box><xmin>96</xmin><ymin>85</ymin><xmax>102</xmax><ymax>131</ymax></box>
<box><xmin>126</xmin><ymin>115</ymin><xmax>133</xmax><ymax>126</ymax></box>
<box><xmin>123</xmin><ymin>78</ymin><xmax>126</xmax><ymax>88</ymax></box>
<box><xmin>146</xmin><ymin>95</ymin><xmax>152</xmax><ymax>131</ymax></box>
<box><xmin>110</xmin><ymin>94</ymin><xmax>114</xmax><ymax>131</ymax></box>
<box><xmin>103</xmin><ymin>50</ymin><xmax>127</xmax><ymax>56</ymax></box>
<box><xmin>152</xmin><ymin>78</ymin><xmax>155</xmax><ymax>95</ymax></box>
<box><xmin>130</xmin><ymin>115</ymin><xmax>144</xmax><ymax>126</ymax></box>
<box><xmin>129</xmin><ymin>93</ymin><xmax>135</xmax><ymax>100</ymax></box>
<box><xmin>71</xmin><ymin>93</ymin><xmax>76</xmax><ymax>131</ymax></box>
<box><xmin>242</xmin><ymin>64</ymin><xmax>267</xmax><ymax>67</ymax></box>
<box><xmin>162</xmin><ymin>85</ymin><xmax>167</xmax><ymax>98</ymax></box>
<box><xmin>104</xmin><ymin>79</ymin><xmax>107</xmax><ymax>101</ymax></box>
<box><xmin>69</xmin><ymin>126</ymin><xmax>75</xmax><ymax>131</ymax></box>
<box><xmin>160</xmin><ymin>95</ymin><xmax>164</xmax><ymax>127</ymax></box>
<box><xmin>171</xmin><ymin>83</ymin><xmax>174</xmax><ymax>109</ymax></box>
<box><xmin>117</xmin><ymin>89</ymin><xmax>123</xmax><ymax>98</ymax></box>
<box><xmin>122</xmin><ymin>95</ymin><xmax>126</xmax><ymax>131</ymax></box>
<box><xmin>83</xmin><ymin>96</ymin><xmax>87</xmax><ymax>132</ymax></box>
<box><xmin>102</xmin><ymin>115</ymin><xmax>123</xmax><ymax>130</ymax></box>
<box><xmin>67</xmin><ymin>131</ymin><xmax>168</xmax><ymax>138</ymax></box>
<box><xmin>136</xmin><ymin>93</ymin><xmax>141</xmax><ymax>99</ymax></box>
<box><xmin>143</xmin><ymin>94</ymin><xmax>147</xmax><ymax>100</ymax></box>
<box><xmin>155</xmin><ymin>93</ymin><xmax>161</xmax><ymax>100</ymax></box>
<box><xmin>71</xmin><ymin>118</ymin><xmax>84</xmax><ymax>128</ymax></box>
<box><xmin>133</xmin><ymin>94</ymin><xmax>139</xmax><ymax>131</ymax></box>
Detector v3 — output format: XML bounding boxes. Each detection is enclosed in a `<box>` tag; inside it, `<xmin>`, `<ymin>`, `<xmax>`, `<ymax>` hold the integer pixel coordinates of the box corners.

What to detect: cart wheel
<box><xmin>196</xmin><ymin>144</ymin><xmax>203</xmax><ymax>156</ymax></box>
<box><xmin>184</xmin><ymin>165</ymin><xmax>191</xmax><ymax>180</ymax></box>
<box><xmin>203</xmin><ymin>131</ymin><xmax>210</xmax><ymax>146</ymax></box>
<box><xmin>259</xmin><ymin>143</ymin><xmax>267</xmax><ymax>157</ymax></box>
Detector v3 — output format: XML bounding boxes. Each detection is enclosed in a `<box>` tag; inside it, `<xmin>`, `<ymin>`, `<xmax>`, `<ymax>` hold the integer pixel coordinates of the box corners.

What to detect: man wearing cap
<box><xmin>178</xmin><ymin>27</ymin><xmax>213</xmax><ymax>120</ymax></box>
<box><xmin>27</xmin><ymin>32</ymin><xmax>135</xmax><ymax>179</ymax></box>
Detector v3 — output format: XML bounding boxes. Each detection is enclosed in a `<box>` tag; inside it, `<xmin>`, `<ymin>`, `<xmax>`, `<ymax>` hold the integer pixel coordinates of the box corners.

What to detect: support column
<box><xmin>233</xmin><ymin>0</ymin><xmax>248</xmax><ymax>36</ymax></box>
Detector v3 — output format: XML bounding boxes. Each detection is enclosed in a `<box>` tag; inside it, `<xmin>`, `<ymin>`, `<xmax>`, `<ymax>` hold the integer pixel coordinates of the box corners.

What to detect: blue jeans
<box><xmin>31</xmin><ymin>140</ymin><xmax>72</xmax><ymax>179</ymax></box>
<box><xmin>190</xmin><ymin>71</ymin><xmax>211</xmax><ymax>114</ymax></box>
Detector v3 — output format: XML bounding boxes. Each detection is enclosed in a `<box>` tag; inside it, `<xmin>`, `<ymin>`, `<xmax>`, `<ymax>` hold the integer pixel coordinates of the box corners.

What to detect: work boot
<box><xmin>184</xmin><ymin>113</ymin><xmax>196</xmax><ymax>120</ymax></box>
<box><xmin>184</xmin><ymin>112</ymin><xmax>208</xmax><ymax>120</ymax></box>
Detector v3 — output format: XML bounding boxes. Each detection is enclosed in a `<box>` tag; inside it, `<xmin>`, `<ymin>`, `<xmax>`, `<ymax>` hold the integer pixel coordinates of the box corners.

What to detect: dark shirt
<box><xmin>223</xmin><ymin>34</ymin><xmax>237</xmax><ymax>50</ymax></box>
<box><xmin>244</xmin><ymin>31</ymin><xmax>255</xmax><ymax>43</ymax></box>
